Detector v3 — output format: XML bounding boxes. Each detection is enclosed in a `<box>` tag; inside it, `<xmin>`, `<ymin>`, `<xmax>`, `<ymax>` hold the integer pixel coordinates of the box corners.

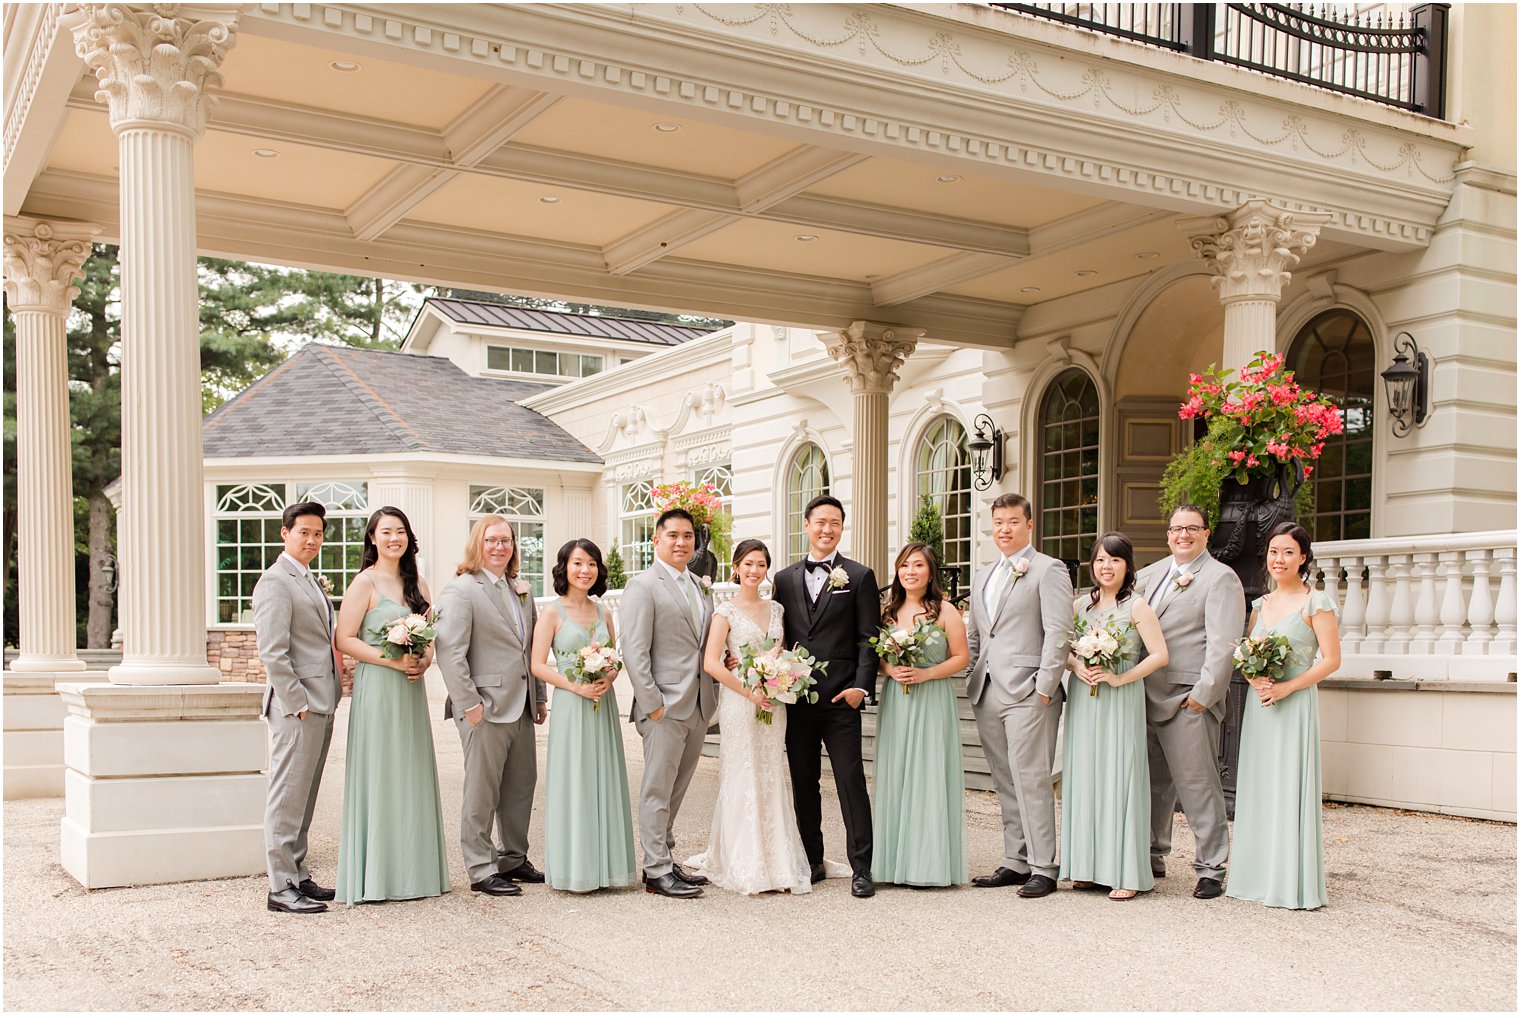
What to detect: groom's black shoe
<box><xmin>296</xmin><ymin>878</ymin><xmax>336</xmax><ymax>901</ymax></box>
<box><xmin>971</xmin><ymin>866</ymin><xmax>1030</xmax><ymax>888</ymax></box>
<box><xmin>1193</xmin><ymin>877</ymin><xmax>1224</xmax><ymax>899</ymax></box>
<box><xmin>470</xmin><ymin>874</ymin><xmax>522</xmax><ymax>897</ymax></box>
<box><xmin>644</xmin><ymin>872</ymin><xmax>702</xmax><ymax>898</ymax></box>
<box><xmin>1017</xmin><ymin>875</ymin><xmax>1057</xmax><ymax>899</ymax></box>
<box><xmin>502</xmin><ymin>860</ymin><xmax>545</xmax><ymax>884</ymax></box>
<box><xmin>810</xmin><ymin>863</ymin><xmax>826</xmax><ymax>884</ymax></box>
<box><xmin>268</xmin><ymin>886</ymin><xmax>326</xmax><ymax>914</ymax></box>
<box><xmin>851</xmin><ymin>874</ymin><xmax>875</xmax><ymax>898</ymax></box>
<box><xmin>670</xmin><ymin>863</ymin><xmax>709</xmax><ymax>887</ymax></box>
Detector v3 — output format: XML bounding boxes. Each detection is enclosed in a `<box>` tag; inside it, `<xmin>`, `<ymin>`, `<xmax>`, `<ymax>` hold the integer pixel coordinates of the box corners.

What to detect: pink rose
<box><xmin>513</xmin><ymin>579</ymin><xmax>531</xmax><ymax>597</ymax></box>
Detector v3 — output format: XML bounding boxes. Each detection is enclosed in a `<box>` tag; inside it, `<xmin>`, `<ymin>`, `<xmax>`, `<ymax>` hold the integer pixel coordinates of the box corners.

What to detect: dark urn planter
<box><xmin>688</xmin><ymin>523</ymin><xmax>719</xmax><ymax>583</ymax></box>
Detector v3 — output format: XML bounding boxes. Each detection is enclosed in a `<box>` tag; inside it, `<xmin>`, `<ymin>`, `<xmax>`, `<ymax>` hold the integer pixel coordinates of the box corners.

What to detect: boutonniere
<box><xmin>1172</xmin><ymin>571</ymin><xmax>1194</xmax><ymax>592</ymax></box>
<box><xmin>513</xmin><ymin>578</ymin><xmax>531</xmax><ymax>603</ymax></box>
<box><xmin>700</xmin><ymin>576</ymin><xmax>714</xmax><ymax>593</ymax></box>
<box><xmin>828</xmin><ymin>565</ymin><xmax>850</xmax><ymax>590</ymax></box>
<box><xmin>1010</xmin><ymin>558</ymin><xmax>1031</xmax><ymax>583</ymax></box>
<box><xmin>314</xmin><ymin>574</ymin><xmax>333</xmax><ymax>596</ymax></box>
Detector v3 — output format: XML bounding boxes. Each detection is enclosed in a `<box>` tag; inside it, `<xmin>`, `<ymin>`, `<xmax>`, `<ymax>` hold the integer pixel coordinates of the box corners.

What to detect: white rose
<box><xmin>386</xmin><ymin>625</ymin><xmax>412</xmax><ymax>646</ymax></box>
<box><xmin>582</xmin><ymin>653</ymin><xmax>607</xmax><ymax>673</ymax></box>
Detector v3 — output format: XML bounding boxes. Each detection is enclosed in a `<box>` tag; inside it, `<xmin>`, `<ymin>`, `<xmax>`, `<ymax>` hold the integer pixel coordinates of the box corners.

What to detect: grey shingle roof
<box><xmin>203</xmin><ymin>344</ymin><xmax>601</xmax><ymax>463</ymax></box>
<box><xmin>427</xmin><ymin>297</ymin><xmax>717</xmax><ymax>346</ymax></box>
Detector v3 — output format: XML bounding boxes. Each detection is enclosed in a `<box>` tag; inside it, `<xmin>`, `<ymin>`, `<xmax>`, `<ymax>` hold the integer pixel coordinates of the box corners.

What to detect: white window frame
<box><xmin>468</xmin><ymin>485</ymin><xmax>548</xmax><ymax>596</ymax></box>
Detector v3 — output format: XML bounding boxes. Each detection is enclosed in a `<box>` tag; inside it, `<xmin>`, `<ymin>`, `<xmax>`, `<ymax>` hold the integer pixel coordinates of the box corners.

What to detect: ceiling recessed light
<box><xmin>251</xmin><ymin>148</ymin><xmax>279</xmax><ymax>159</ymax></box>
<box><xmin>1074</xmin><ymin>269</ymin><xmax>1098</xmax><ymax>278</ymax></box>
<box><xmin>1020</xmin><ymin>286</ymin><xmax>1042</xmax><ymax>294</ymax></box>
<box><xmin>935</xmin><ymin>174</ymin><xmax>961</xmax><ymax>183</ymax></box>
<box><xmin>1136</xmin><ymin>251</ymin><xmax>1160</xmax><ymax>260</ymax></box>
<box><xmin>652</xmin><ymin>122</ymin><xmax>682</xmax><ymax>133</ymax></box>
<box><xmin>795</xmin><ymin>234</ymin><xmax>818</xmax><ymax>242</ymax></box>
<box><xmin>538</xmin><ymin>196</ymin><xmax>561</xmax><ymax>204</ymax></box>
<box><xmin>329</xmin><ymin>60</ymin><xmax>361</xmax><ymax>72</ymax></box>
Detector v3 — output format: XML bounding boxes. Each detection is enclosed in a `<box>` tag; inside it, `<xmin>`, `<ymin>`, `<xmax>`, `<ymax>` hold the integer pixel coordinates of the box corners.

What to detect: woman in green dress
<box><xmin>529</xmin><ymin>539</ymin><xmax>637</xmax><ymax>893</ymax></box>
<box><xmin>872</xmin><ymin>541</ymin><xmax>970</xmax><ymax>887</ymax></box>
<box><xmin>1228</xmin><ymin>522</ymin><xmax>1341</xmax><ymax>911</ymax></box>
<box><xmin>334</xmin><ymin>506</ymin><xmax>451</xmax><ymax>905</ymax></box>
<box><xmin>1060</xmin><ymin>531</ymin><xmax>1169</xmax><ymax>901</ymax></box>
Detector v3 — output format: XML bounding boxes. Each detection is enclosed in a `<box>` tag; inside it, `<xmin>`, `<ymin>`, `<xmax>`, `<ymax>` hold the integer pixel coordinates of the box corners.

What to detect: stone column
<box><xmin>2</xmin><ymin>217</ymin><xmax>98</xmax><ymax>672</ymax></box>
<box><xmin>820</xmin><ymin>322</ymin><xmax>922</xmax><ymax>578</ymax></box>
<box><xmin>1178</xmin><ymin>199</ymin><xmax>1332</xmax><ymax>371</ymax></box>
<box><xmin>73</xmin><ymin>3</ymin><xmax>239</xmax><ymax>685</ymax></box>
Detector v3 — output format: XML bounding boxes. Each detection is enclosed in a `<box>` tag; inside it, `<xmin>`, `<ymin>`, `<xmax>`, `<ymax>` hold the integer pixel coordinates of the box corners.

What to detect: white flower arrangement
<box><xmin>827</xmin><ymin>565</ymin><xmax>850</xmax><ymax>590</ymax></box>
<box><xmin>314</xmin><ymin>574</ymin><xmax>334</xmax><ymax>596</ymax></box>
<box><xmin>380</xmin><ymin>609</ymin><xmax>441</xmax><ymax>659</ymax></box>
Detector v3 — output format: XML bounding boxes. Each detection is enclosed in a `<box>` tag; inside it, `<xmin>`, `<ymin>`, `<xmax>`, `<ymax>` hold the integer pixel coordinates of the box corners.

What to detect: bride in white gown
<box><xmin>687</xmin><ymin>539</ymin><xmax>821</xmax><ymax>895</ymax></box>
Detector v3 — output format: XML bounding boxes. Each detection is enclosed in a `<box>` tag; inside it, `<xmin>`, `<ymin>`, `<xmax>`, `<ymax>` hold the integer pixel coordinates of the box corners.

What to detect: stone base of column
<box><xmin>3</xmin><ymin>671</ymin><xmax>107</xmax><ymax>799</ymax></box>
<box><xmin>57</xmin><ymin>682</ymin><xmax>266</xmax><ymax>889</ymax></box>
<box><xmin>108</xmin><ymin>660</ymin><xmax>221</xmax><ymax>686</ymax></box>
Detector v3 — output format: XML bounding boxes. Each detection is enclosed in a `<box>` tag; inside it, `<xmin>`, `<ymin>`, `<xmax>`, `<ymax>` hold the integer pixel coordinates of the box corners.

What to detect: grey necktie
<box><xmin>987</xmin><ymin>556</ymin><xmax>1014</xmax><ymax>611</ymax></box>
<box><xmin>499</xmin><ymin>579</ymin><xmax>524</xmax><ymax>637</ymax></box>
<box><xmin>1151</xmin><ymin>566</ymin><xmax>1178</xmax><ymax>608</ymax></box>
<box><xmin>680</xmin><ymin>573</ymin><xmax>702</xmax><ymax>629</ymax></box>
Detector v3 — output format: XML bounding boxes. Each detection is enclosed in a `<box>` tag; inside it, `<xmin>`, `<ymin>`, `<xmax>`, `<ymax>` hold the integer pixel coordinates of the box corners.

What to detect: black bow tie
<box><xmin>804</xmin><ymin>559</ymin><xmax>833</xmax><ymax>573</ymax></box>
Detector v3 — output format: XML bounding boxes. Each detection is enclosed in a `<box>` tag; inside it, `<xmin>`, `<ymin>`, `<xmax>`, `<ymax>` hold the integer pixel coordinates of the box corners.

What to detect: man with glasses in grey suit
<box><xmin>1134</xmin><ymin>504</ymin><xmax>1245</xmax><ymax>899</ymax></box>
<box><xmin>255</xmin><ymin>501</ymin><xmax>342</xmax><ymax>914</ymax></box>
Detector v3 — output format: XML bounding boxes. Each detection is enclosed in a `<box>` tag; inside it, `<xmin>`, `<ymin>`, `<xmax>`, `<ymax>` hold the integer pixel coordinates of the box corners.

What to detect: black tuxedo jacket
<box><xmin>773</xmin><ymin>554</ymin><xmax>880</xmax><ymax>703</ymax></box>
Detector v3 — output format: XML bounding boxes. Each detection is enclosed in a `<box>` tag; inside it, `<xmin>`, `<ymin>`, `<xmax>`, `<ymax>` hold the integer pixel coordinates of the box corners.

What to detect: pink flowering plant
<box><xmin>651</xmin><ymin>481</ymin><xmax>725</xmax><ymax>528</ymax></box>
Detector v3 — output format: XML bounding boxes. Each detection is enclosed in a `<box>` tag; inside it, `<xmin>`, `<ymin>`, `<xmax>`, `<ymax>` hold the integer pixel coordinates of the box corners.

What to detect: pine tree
<box><xmin>604</xmin><ymin>542</ymin><xmax>627</xmax><ymax>590</ymax></box>
<box><xmin>910</xmin><ymin>493</ymin><xmax>946</xmax><ymax>568</ymax></box>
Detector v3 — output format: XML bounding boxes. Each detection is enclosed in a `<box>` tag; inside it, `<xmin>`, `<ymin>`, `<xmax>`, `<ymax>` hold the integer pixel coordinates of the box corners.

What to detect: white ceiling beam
<box><xmin>5</xmin><ymin>12</ymin><xmax>86</xmax><ymax>217</ymax></box>
<box><xmin>870</xmin><ymin>251</ymin><xmax>1016</xmax><ymax>308</ymax></box>
<box><xmin>344</xmin><ymin>163</ymin><xmax>459</xmax><ymax>242</ymax></box>
<box><xmin>602</xmin><ymin>208</ymin><xmax>737</xmax><ymax>276</ymax></box>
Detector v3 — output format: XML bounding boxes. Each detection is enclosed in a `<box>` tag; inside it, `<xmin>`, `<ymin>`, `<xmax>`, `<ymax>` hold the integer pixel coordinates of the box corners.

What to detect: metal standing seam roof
<box><xmin>425</xmin><ymin>297</ymin><xmax>718</xmax><ymax>347</ymax></box>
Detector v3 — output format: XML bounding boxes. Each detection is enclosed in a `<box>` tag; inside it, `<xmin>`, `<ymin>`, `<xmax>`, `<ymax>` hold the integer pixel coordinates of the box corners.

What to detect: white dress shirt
<box><xmin>1150</xmin><ymin>554</ymin><xmax>1203</xmax><ymax>608</ymax></box>
<box><xmin>983</xmin><ymin>545</ymin><xmax>1033</xmax><ymax>615</ymax></box>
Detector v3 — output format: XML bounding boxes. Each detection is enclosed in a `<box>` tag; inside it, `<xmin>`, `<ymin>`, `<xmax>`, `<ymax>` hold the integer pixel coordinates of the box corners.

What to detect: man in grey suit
<box><xmin>1135</xmin><ymin>503</ymin><xmax>1245</xmax><ymax>899</ymax></box>
<box><xmin>435</xmin><ymin>515</ymin><xmax>547</xmax><ymax>897</ymax></box>
<box><xmin>965</xmin><ymin>492</ymin><xmax>1074</xmax><ymax>899</ymax></box>
<box><xmin>255</xmin><ymin>500</ymin><xmax>342</xmax><ymax>914</ymax></box>
<box><xmin>620</xmin><ymin>508</ymin><xmax>717</xmax><ymax>899</ymax></box>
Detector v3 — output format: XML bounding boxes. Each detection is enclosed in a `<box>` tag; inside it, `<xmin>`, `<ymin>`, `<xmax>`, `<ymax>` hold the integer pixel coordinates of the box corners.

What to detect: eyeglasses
<box><xmin>483</xmin><ymin>537</ymin><xmax>515</xmax><ymax>547</ymax></box>
<box><xmin>1166</xmin><ymin>525</ymin><xmax>1205</xmax><ymax>536</ymax></box>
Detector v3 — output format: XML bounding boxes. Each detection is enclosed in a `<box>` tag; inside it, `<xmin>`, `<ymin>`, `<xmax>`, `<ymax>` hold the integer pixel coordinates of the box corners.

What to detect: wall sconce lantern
<box><xmin>968</xmin><ymin>413</ymin><xmax>1004</xmax><ymax>491</ymax></box>
<box><xmin>1380</xmin><ymin>332</ymin><xmax>1429</xmax><ymax>437</ymax></box>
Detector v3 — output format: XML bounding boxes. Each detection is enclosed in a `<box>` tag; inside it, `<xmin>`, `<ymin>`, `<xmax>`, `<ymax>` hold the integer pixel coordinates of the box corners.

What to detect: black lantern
<box><xmin>968</xmin><ymin>413</ymin><xmax>1004</xmax><ymax>491</ymax></box>
<box><xmin>1380</xmin><ymin>332</ymin><xmax>1429</xmax><ymax>437</ymax></box>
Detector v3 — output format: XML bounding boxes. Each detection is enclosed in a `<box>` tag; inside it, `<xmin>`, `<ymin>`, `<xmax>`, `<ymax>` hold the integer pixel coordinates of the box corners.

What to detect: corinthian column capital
<box><xmin>1178</xmin><ymin>199</ymin><xmax>1333</xmax><ymax>303</ymax></box>
<box><xmin>820</xmin><ymin>321</ymin><xmax>924</xmax><ymax>395</ymax></box>
<box><xmin>2</xmin><ymin>217</ymin><xmax>100</xmax><ymax>314</ymax></box>
<box><xmin>72</xmin><ymin>4</ymin><xmax>239</xmax><ymax>138</ymax></box>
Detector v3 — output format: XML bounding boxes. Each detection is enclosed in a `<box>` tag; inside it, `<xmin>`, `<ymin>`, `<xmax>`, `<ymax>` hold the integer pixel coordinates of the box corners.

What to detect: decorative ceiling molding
<box><xmin>602</xmin><ymin>207</ymin><xmax>736</xmax><ymax>276</ymax></box>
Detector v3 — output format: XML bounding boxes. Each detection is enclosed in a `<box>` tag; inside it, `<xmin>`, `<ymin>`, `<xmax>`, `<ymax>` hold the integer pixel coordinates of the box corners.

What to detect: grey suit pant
<box><xmin>1147</xmin><ymin>707</ymin><xmax>1230</xmax><ymax>879</ymax></box>
<box><xmin>264</xmin><ymin>709</ymin><xmax>335</xmax><ymax>892</ymax></box>
<box><xmin>972</xmin><ymin>683</ymin><xmax>1061</xmax><ymax>879</ymax></box>
<box><xmin>455</xmin><ymin>711</ymin><xmax>537</xmax><ymax>884</ymax></box>
<box><xmin>634</xmin><ymin>709</ymin><xmax>707</xmax><ymax>878</ymax></box>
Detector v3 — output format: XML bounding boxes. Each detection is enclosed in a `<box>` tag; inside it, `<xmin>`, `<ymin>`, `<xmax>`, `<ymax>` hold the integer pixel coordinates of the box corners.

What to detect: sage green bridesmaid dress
<box><xmin>1058</xmin><ymin>596</ymin><xmax>1153</xmax><ymax>893</ymax></box>
<box><xmin>336</xmin><ymin>594</ymin><xmax>451</xmax><ymax>904</ymax></box>
<box><xmin>1226</xmin><ymin>590</ymin><xmax>1336</xmax><ymax>910</ymax></box>
<box><xmin>543</xmin><ymin>600</ymin><xmax>637</xmax><ymax>893</ymax></box>
<box><xmin>871</xmin><ymin>624</ymin><xmax>968</xmax><ymax>887</ymax></box>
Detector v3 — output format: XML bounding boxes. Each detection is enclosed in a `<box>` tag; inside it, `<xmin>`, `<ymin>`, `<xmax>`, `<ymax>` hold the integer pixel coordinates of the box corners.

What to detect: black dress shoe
<box><xmin>501</xmin><ymin>860</ymin><xmax>545</xmax><ymax>884</ymax></box>
<box><xmin>1193</xmin><ymin>876</ymin><xmax>1224</xmax><ymax>899</ymax></box>
<box><xmin>296</xmin><ymin>878</ymin><xmax>336</xmax><ymax>901</ymax></box>
<box><xmin>810</xmin><ymin>863</ymin><xmax>826</xmax><ymax>884</ymax></box>
<box><xmin>644</xmin><ymin>872</ymin><xmax>702</xmax><ymax>898</ymax></box>
<box><xmin>470</xmin><ymin>874</ymin><xmax>523</xmax><ymax>897</ymax></box>
<box><xmin>268</xmin><ymin>886</ymin><xmax>327</xmax><ymax>914</ymax></box>
<box><xmin>670</xmin><ymin>862</ymin><xmax>709</xmax><ymax>887</ymax></box>
<box><xmin>971</xmin><ymin>866</ymin><xmax>1031</xmax><ymax>888</ymax></box>
<box><xmin>851</xmin><ymin>874</ymin><xmax>875</xmax><ymax>898</ymax></box>
<box><xmin>1017</xmin><ymin>875</ymin><xmax>1058</xmax><ymax>898</ymax></box>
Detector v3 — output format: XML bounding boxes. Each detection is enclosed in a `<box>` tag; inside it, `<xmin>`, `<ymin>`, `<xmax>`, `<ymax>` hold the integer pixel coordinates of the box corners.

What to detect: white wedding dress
<box><xmin>686</xmin><ymin>600</ymin><xmax>816</xmax><ymax>895</ymax></box>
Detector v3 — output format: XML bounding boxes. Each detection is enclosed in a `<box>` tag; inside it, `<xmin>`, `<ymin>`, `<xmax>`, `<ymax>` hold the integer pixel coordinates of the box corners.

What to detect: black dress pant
<box><xmin>785</xmin><ymin>698</ymin><xmax>872</xmax><ymax>875</ymax></box>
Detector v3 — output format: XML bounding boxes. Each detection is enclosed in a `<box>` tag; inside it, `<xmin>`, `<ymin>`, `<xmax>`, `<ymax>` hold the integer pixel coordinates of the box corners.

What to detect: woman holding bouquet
<box><xmin>528</xmin><ymin>539</ymin><xmax>637</xmax><ymax>893</ymax></box>
<box><xmin>1061</xmin><ymin>532</ymin><xmax>1169</xmax><ymax>900</ymax></box>
<box><xmin>1228</xmin><ymin>522</ymin><xmax>1340</xmax><ymax>910</ymax></box>
<box><xmin>333</xmin><ymin>507</ymin><xmax>450</xmax><ymax>904</ymax></box>
<box><xmin>872</xmin><ymin>542</ymin><xmax>970</xmax><ymax>888</ymax></box>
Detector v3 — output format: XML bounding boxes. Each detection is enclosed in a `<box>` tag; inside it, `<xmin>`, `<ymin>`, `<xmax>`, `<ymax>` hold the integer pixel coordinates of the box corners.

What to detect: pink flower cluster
<box><xmin>651</xmin><ymin>481</ymin><xmax>725</xmax><ymax>528</ymax></box>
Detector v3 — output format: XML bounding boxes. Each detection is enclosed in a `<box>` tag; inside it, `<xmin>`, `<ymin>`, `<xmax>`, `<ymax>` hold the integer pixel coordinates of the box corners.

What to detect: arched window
<box><xmin>785</xmin><ymin>443</ymin><xmax>830</xmax><ymax>563</ymax></box>
<box><xmin>693</xmin><ymin>463</ymin><xmax>733</xmax><ymax>582</ymax></box>
<box><xmin>620</xmin><ymin>480</ymin><xmax>657</xmax><ymax>575</ymax></box>
<box><xmin>1038</xmin><ymin>369</ymin><xmax>1101</xmax><ymax>570</ymax></box>
<box><xmin>468</xmin><ymin>485</ymin><xmax>547</xmax><ymax>595</ymax></box>
<box><xmin>1288</xmin><ymin>310</ymin><xmax>1376</xmax><ymax>541</ymax></box>
<box><xmin>915</xmin><ymin>417</ymin><xmax>972</xmax><ymax>594</ymax></box>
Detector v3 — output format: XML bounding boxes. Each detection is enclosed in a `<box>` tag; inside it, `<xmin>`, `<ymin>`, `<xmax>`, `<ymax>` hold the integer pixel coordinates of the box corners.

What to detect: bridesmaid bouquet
<box><xmin>567</xmin><ymin>642</ymin><xmax>621</xmax><ymax>712</ymax></box>
<box><xmin>1233</xmin><ymin>633</ymin><xmax>1292</xmax><ymax>707</ymax></box>
<box><xmin>736</xmin><ymin>640</ymin><xmax>824</xmax><ymax>724</ymax></box>
<box><xmin>868</xmin><ymin>619</ymin><xmax>940</xmax><ymax>695</ymax></box>
<box><xmin>379</xmin><ymin>609</ymin><xmax>441</xmax><ymax>659</ymax></box>
<box><xmin>1070</xmin><ymin>614</ymin><xmax>1134</xmax><ymax>697</ymax></box>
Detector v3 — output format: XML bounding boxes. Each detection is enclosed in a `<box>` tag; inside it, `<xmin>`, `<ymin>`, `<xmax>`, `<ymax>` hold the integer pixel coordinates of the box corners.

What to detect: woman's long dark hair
<box><xmin>552</xmin><ymin>538</ymin><xmax>608</xmax><ymax>597</ymax></box>
<box><xmin>1087</xmin><ymin>531</ymin><xmax>1137</xmax><ymax>608</ymax></box>
<box><xmin>881</xmin><ymin>541</ymin><xmax>946</xmax><ymax>626</ymax></box>
<box><xmin>362</xmin><ymin>507</ymin><xmax>428</xmax><ymax>613</ymax></box>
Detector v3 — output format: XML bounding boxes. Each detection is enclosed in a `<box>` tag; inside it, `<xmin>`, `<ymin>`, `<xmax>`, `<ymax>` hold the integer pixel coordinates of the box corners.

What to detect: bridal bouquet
<box><xmin>566</xmin><ymin>641</ymin><xmax>621</xmax><ymax>712</ymax></box>
<box><xmin>379</xmin><ymin>609</ymin><xmax>441</xmax><ymax>659</ymax></box>
<box><xmin>1233</xmin><ymin>632</ymin><xmax>1293</xmax><ymax>707</ymax></box>
<box><xmin>868</xmin><ymin>619</ymin><xmax>940</xmax><ymax>695</ymax></box>
<box><xmin>1070</xmin><ymin>613</ymin><xmax>1134</xmax><ymax>697</ymax></box>
<box><xmin>736</xmin><ymin>639</ymin><xmax>823</xmax><ymax>725</ymax></box>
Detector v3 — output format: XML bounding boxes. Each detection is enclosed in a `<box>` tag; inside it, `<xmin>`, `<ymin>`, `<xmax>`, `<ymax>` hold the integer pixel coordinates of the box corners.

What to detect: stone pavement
<box><xmin>3</xmin><ymin>678</ymin><xmax>1515</xmax><ymax>1011</ymax></box>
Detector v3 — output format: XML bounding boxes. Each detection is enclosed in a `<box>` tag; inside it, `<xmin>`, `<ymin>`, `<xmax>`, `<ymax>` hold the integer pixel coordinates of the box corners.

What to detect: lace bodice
<box><xmin>716</xmin><ymin>599</ymin><xmax>784</xmax><ymax>656</ymax></box>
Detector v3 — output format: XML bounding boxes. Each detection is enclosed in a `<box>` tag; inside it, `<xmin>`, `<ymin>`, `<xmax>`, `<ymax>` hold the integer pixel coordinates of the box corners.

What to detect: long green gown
<box><xmin>543</xmin><ymin>599</ymin><xmax>637</xmax><ymax>893</ymax></box>
<box><xmin>1226</xmin><ymin>590</ymin><xmax>1336</xmax><ymax>910</ymax></box>
<box><xmin>871</xmin><ymin>623</ymin><xmax>968</xmax><ymax>887</ymax></box>
<box><xmin>337</xmin><ymin>595</ymin><xmax>451</xmax><ymax>904</ymax></box>
<box><xmin>1059</xmin><ymin>596</ymin><xmax>1154</xmax><ymax>893</ymax></box>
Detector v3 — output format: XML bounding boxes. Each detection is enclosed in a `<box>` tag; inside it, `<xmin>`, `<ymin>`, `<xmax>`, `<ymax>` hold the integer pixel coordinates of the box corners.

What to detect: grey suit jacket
<box><xmin>618</xmin><ymin>565</ymin><xmax>717</xmax><ymax>724</ymax></box>
<box><xmin>434</xmin><ymin>571</ymin><xmax>543</xmax><ymax>723</ymax></box>
<box><xmin>1135</xmin><ymin>552</ymin><xmax>1245</xmax><ymax>722</ymax></box>
<box><xmin>253</xmin><ymin>556</ymin><xmax>340</xmax><ymax>718</ymax></box>
<box><xmin>965</xmin><ymin>549</ymin><xmax>1074</xmax><ymax>705</ymax></box>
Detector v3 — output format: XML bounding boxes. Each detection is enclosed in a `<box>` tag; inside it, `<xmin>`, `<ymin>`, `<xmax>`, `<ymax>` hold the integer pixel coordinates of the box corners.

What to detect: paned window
<box><xmin>485</xmin><ymin>344</ymin><xmax>603</xmax><ymax>379</ymax></box>
<box><xmin>692</xmin><ymin>463</ymin><xmax>733</xmax><ymax>582</ymax></box>
<box><xmin>1288</xmin><ymin>310</ymin><xmax>1375</xmax><ymax>541</ymax></box>
<box><xmin>620</xmin><ymin>480</ymin><xmax>657</xmax><ymax>575</ymax></box>
<box><xmin>915</xmin><ymin>417</ymin><xmax>973</xmax><ymax>596</ymax></box>
<box><xmin>1038</xmin><ymin>370</ymin><xmax>1101</xmax><ymax>569</ymax></box>
<box><xmin>296</xmin><ymin>481</ymin><xmax>369</xmax><ymax>606</ymax></box>
<box><xmin>785</xmin><ymin>444</ymin><xmax>830</xmax><ymax>563</ymax></box>
<box><xmin>468</xmin><ymin>485</ymin><xmax>548</xmax><ymax>595</ymax></box>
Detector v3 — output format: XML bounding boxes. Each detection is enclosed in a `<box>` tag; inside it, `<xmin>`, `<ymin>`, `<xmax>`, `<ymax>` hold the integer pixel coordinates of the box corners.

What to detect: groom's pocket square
<box><xmin>830</xmin><ymin>589</ymin><xmax>849</xmax><ymax>595</ymax></box>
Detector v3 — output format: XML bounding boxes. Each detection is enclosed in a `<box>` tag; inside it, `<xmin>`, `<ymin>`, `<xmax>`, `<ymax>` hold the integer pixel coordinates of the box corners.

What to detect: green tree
<box><xmin>288</xmin><ymin>271</ymin><xmax>432</xmax><ymax>349</ymax></box>
<box><xmin>604</xmin><ymin>542</ymin><xmax>627</xmax><ymax>591</ymax></box>
<box><xmin>910</xmin><ymin>493</ymin><xmax>945</xmax><ymax>568</ymax></box>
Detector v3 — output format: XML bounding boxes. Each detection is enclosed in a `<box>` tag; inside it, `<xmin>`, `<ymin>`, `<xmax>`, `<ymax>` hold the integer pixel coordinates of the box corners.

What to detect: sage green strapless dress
<box><xmin>337</xmin><ymin>595</ymin><xmax>450</xmax><ymax>904</ymax></box>
<box><xmin>871</xmin><ymin>624</ymin><xmax>968</xmax><ymax>887</ymax></box>
<box><xmin>1226</xmin><ymin>590</ymin><xmax>1336</xmax><ymax>910</ymax></box>
<box><xmin>543</xmin><ymin>600</ymin><xmax>637</xmax><ymax>893</ymax></box>
<box><xmin>1059</xmin><ymin>597</ymin><xmax>1153</xmax><ymax>892</ymax></box>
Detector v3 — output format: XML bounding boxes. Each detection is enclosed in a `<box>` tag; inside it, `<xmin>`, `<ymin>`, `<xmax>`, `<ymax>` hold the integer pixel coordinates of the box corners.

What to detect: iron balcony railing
<box><xmin>993</xmin><ymin>3</ymin><xmax>1449</xmax><ymax>118</ymax></box>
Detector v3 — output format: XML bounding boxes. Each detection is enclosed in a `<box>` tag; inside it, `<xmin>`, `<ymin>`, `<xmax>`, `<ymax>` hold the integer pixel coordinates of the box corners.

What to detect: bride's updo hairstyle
<box><xmin>731</xmin><ymin>538</ymin><xmax>771</xmax><ymax>572</ymax></box>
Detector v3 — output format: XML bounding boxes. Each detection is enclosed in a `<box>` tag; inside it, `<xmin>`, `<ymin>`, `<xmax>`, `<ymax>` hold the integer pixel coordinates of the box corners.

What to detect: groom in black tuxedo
<box><xmin>772</xmin><ymin>495</ymin><xmax>880</xmax><ymax>898</ymax></box>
